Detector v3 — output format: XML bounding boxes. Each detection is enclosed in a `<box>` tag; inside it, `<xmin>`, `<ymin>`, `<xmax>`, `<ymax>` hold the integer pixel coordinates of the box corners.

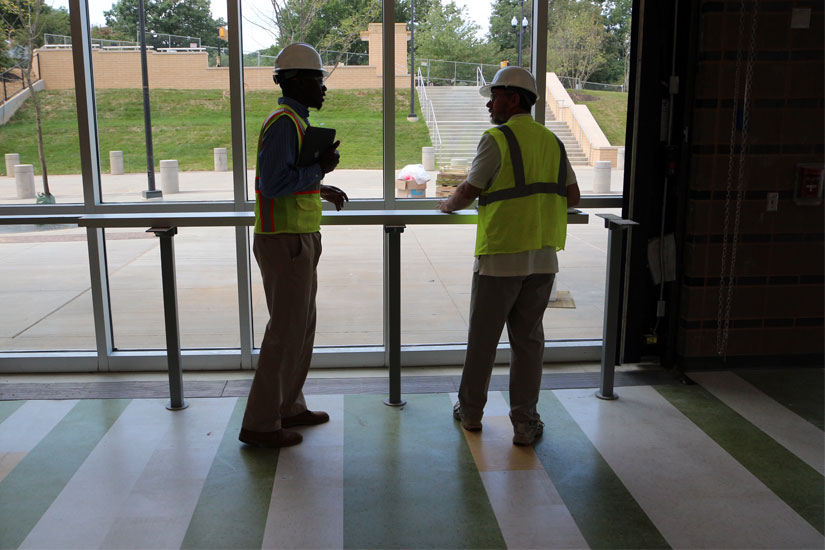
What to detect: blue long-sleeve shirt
<box><xmin>257</xmin><ymin>96</ymin><xmax>324</xmax><ymax>198</ymax></box>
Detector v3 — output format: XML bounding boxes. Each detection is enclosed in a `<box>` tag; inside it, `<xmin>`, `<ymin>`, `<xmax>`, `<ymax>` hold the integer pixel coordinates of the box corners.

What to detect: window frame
<box><xmin>0</xmin><ymin>0</ymin><xmax>620</xmax><ymax>373</ymax></box>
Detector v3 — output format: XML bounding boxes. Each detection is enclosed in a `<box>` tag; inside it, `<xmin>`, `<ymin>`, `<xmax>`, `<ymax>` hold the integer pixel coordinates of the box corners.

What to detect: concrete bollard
<box><xmin>421</xmin><ymin>147</ymin><xmax>435</xmax><ymax>171</ymax></box>
<box><xmin>160</xmin><ymin>160</ymin><xmax>179</xmax><ymax>194</ymax></box>
<box><xmin>5</xmin><ymin>153</ymin><xmax>20</xmax><ymax>177</ymax></box>
<box><xmin>110</xmin><ymin>151</ymin><xmax>124</xmax><ymax>175</ymax></box>
<box><xmin>14</xmin><ymin>164</ymin><xmax>35</xmax><ymax>199</ymax></box>
<box><xmin>213</xmin><ymin>148</ymin><xmax>228</xmax><ymax>171</ymax></box>
<box><xmin>593</xmin><ymin>161</ymin><xmax>612</xmax><ymax>194</ymax></box>
<box><xmin>617</xmin><ymin>147</ymin><xmax>625</xmax><ymax>170</ymax></box>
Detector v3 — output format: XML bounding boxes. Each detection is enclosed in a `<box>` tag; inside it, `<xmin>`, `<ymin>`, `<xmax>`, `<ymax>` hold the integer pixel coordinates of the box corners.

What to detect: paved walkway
<box><xmin>0</xmin><ymin>165</ymin><xmax>624</xmax><ymax>203</ymax></box>
<box><xmin>0</xmin><ymin>168</ymin><xmax>622</xmax><ymax>352</ymax></box>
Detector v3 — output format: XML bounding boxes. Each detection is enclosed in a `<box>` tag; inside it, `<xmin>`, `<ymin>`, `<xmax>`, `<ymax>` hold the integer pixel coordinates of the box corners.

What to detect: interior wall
<box><xmin>678</xmin><ymin>0</ymin><xmax>823</xmax><ymax>365</ymax></box>
<box><xmin>622</xmin><ymin>0</ymin><xmax>823</xmax><ymax>368</ymax></box>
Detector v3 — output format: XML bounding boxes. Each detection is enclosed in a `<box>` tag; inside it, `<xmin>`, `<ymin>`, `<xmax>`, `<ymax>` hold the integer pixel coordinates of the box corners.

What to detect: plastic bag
<box><xmin>397</xmin><ymin>164</ymin><xmax>431</xmax><ymax>186</ymax></box>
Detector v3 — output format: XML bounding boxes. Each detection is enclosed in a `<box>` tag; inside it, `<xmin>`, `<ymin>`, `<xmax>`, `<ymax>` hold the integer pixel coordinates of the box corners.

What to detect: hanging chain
<box><xmin>717</xmin><ymin>0</ymin><xmax>759</xmax><ymax>356</ymax></box>
<box><xmin>717</xmin><ymin>0</ymin><xmax>747</xmax><ymax>356</ymax></box>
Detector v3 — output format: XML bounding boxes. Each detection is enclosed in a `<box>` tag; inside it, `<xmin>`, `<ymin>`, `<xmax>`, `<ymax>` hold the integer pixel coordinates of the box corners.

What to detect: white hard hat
<box><xmin>479</xmin><ymin>67</ymin><xmax>538</xmax><ymax>100</ymax></box>
<box><xmin>273</xmin><ymin>43</ymin><xmax>329</xmax><ymax>77</ymax></box>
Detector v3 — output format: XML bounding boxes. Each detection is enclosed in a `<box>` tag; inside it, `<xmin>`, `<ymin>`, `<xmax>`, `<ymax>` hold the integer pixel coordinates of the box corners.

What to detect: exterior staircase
<box><xmin>418</xmin><ymin>85</ymin><xmax>589</xmax><ymax>170</ymax></box>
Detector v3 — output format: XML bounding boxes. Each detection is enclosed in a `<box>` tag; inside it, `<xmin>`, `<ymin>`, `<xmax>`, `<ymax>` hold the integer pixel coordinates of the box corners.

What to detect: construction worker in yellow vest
<box><xmin>240</xmin><ymin>43</ymin><xmax>348</xmax><ymax>449</ymax></box>
<box><xmin>439</xmin><ymin>67</ymin><xmax>581</xmax><ymax>446</ymax></box>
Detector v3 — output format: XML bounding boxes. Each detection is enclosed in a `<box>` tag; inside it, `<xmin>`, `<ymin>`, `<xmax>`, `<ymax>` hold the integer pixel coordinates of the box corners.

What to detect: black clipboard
<box><xmin>297</xmin><ymin>126</ymin><xmax>336</xmax><ymax>166</ymax></box>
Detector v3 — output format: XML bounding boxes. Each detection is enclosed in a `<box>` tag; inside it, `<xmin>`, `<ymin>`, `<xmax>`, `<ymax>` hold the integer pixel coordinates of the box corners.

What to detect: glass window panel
<box><xmin>551</xmin><ymin>208</ymin><xmax>616</xmax><ymax>341</ymax></box>
<box><xmin>243</xmin><ymin>8</ymin><xmax>386</xmax><ymax>202</ymax></box>
<box><xmin>0</xmin><ymin>14</ymin><xmax>81</xmax><ymax>206</ymax></box>
<box><xmin>400</xmin><ymin>210</ymin><xmax>613</xmax><ymax>346</ymax></box>
<box><xmin>250</xmin><ymin>225</ymin><xmax>383</xmax><ymax>347</ymax></box>
<box><xmin>546</xmin><ymin>0</ymin><xmax>630</xmax><ymax>197</ymax></box>
<box><xmin>108</xmin><ymin>227</ymin><xmax>239</xmax><ymax>349</ymax></box>
<box><xmin>0</xmin><ymin>224</ymin><xmax>94</xmax><ymax>351</ymax></box>
<box><xmin>90</xmin><ymin>0</ymin><xmax>234</xmax><ymax>203</ymax></box>
<box><xmin>401</xmin><ymin>224</ymin><xmax>475</xmax><ymax>345</ymax></box>
<box><xmin>398</xmin><ymin>0</ymin><xmax>501</xmax><ymax>201</ymax></box>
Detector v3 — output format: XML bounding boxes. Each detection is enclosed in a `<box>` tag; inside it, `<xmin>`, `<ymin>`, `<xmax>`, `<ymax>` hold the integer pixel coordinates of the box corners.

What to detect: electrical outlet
<box><xmin>767</xmin><ymin>192</ymin><xmax>779</xmax><ymax>211</ymax></box>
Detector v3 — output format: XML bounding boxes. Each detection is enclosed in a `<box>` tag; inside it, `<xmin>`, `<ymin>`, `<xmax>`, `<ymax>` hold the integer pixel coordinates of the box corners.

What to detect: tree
<box><xmin>246</xmin><ymin>0</ymin><xmax>381</xmax><ymax>72</ymax></box>
<box><xmin>589</xmin><ymin>0</ymin><xmax>631</xmax><ymax>85</ymax></box>
<box><xmin>1</xmin><ymin>2</ymin><xmax>68</xmax><ymax>70</ymax></box>
<box><xmin>415</xmin><ymin>1</ymin><xmax>497</xmax><ymax>66</ymax></box>
<box><xmin>103</xmin><ymin>0</ymin><xmax>226</xmax><ymax>48</ymax></box>
<box><xmin>247</xmin><ymin>0</ymin><xmax>436</xmax><ymax>74</ymax></box>
<box><xmin>547</xmin><ymin>0</ymin><xmax>605</xmax><ymax>88</ymax></box>
<box><xmin>395</xmin><ymin>0</ymin><xmax>435</xmax><ymax>26</ymax></box>
<box><xmin>1</xmin><ymin>0</ymin><xmax>53</xmax><ymax>200</ymax></box>
<box><xmin>488</xmin><ymin>0</ymin><xmax>533</xmax><ymax>66</ymax></box>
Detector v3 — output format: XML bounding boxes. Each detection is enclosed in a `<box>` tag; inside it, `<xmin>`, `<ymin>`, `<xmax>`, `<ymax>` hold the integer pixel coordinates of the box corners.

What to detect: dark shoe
<box><xmin>453</xmin><ymin>401</ymin><xmax>482</xmax><ymax>431</ymax></box>
<box><xmin>281</xmin><ymin>410</ymin><xmax>330</xmax><ymax>428</ymax></box>
<box><xmin>239</xmin><ymin>428</ymin><xmax>303</xmax><ymax>448</ymax></box>
<box><xmin>512</xmin><ymin>419</ymin><xmax>544</xmax><ymax>446</ymax></box>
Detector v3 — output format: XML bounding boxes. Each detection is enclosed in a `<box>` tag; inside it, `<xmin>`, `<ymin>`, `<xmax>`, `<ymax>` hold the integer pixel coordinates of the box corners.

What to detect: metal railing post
<box><xmin>383</xmin><ymin>224</ymin><xmax>406</xmax><ymax>406</ymax></box>
<box><xmin>147</xmin><ymin>226</ymin><xmax>188</xmax><ymax>411</ymax></box>
<box><xmin>595</xmin><ymin>214</ymin><xmax>638</xmax><ymax>400</ymax></box>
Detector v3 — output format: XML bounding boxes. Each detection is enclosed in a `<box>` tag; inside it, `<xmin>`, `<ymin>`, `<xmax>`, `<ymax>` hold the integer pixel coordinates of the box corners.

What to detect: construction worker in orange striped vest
<box><xmin>240</xmin><ymin>42</ymin><xmax>348</xmax><ymax>449</ymax></box>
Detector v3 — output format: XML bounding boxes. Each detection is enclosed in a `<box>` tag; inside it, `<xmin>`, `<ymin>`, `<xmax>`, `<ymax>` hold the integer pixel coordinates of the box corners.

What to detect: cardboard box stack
<box><xmin>395</xmin><ymin>177</ymin><xmax>427</xmax><ymax>198</ymax></box>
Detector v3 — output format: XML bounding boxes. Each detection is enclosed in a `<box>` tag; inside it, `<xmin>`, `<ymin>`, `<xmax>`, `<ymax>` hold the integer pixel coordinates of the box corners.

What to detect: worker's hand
<box><xmin>319</xmin><ymin>140</ymin><xmax>341</xmax><ymax>174</ymax></box>
<box><xmin>438</xmin><ymin>199</ymin><xmax>454</xmax><ymax>213</ymax></box>
<box><xmin>321</xmin><ymin>184</ymin><xmax>349</xmax><ymax>211</ymax></box>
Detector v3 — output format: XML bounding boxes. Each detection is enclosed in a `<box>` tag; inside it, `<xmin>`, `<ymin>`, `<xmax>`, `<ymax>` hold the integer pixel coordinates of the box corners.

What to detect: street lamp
<box><xmin>407</xmin><ymin>0</ymin><xmax>418</xmax><ymax>122</ymax></box>
<box><xmin>138</xmin><ymin>1</ymin><xmax>161</xmax><ymax>198</ymax></box>
<box><xmin>511</xmin><ymin>1</ymin><xmax>529</xmax><ymax>67</ymax></box>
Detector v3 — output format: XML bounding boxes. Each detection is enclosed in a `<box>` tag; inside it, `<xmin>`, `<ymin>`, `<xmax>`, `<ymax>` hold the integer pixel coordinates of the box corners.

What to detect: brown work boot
<box><xmin>239</xmin><ymin>428</ymin><xmax>303</xmax><ymax>448</ymax></box>
<box><xmin>281</xmin><ymin>410</ymin><xmax>330</xmax><ymax>428</ymax></box>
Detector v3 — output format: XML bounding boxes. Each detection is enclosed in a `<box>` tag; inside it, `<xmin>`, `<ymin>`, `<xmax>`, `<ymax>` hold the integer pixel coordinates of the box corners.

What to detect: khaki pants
<box><xmin>458</xmin><ymin>272</ymin><xmax>555</xmax><ymax>424</ymax></box>
<box><xmin>242</xmin><ymin>232</ymin><xmax>321</xmax><ymax>432</ymax></box>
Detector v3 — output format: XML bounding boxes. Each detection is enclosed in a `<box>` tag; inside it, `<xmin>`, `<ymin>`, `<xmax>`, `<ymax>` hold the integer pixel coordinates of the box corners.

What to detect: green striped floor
<box><xmin>0</xmin><ymin>369</ymin><xmax>822</xmax><ymax>549</ymax></box>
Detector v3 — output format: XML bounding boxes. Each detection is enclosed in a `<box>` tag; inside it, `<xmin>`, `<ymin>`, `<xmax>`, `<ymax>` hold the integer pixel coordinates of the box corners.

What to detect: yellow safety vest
<box><xmin>254</xmin><ymin>104</ymin><xmax>322</xmax><ymax>234</ymax></box>
<box><xmin>475</xmin><ymin>116</ymin><xmax>569</xmax><ymax>256</ymax></box>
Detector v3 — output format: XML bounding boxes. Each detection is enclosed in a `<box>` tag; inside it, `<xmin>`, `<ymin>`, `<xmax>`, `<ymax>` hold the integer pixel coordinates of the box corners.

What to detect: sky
<box><xmin>52</xmin><ymin>0</ymin><xmax>492</xmax><ymax>52</ymax></box>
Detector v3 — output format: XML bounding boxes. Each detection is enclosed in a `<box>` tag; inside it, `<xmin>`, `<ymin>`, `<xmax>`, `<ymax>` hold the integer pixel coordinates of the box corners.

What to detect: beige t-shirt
<box><xmin>466</xmin><ymin>115</ymin><xmax>577</xmax><ymax>277</ymax></box>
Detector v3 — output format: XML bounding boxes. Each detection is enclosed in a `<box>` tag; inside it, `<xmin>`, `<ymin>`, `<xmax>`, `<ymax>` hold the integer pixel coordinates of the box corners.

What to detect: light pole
<box><xmin>511</xmin><ymin>1</ymin><xmax>529</xmax><ymax>67</ymax></box>
<box><xmin>407</xmin><ymin>0</ymin><xmax>418</xmax><ymax>122</ymax></box>
<box><xmin>138</xmin><ymin>0</ymin><xmax>161</xmax><ymax>198</ymax></box>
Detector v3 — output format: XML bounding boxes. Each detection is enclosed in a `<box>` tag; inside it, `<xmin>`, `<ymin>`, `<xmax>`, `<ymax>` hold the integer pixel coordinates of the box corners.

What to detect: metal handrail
<box><xmin>1</xmin><ymin>63</ymin><xmax>26</xmax><ymax>103</ymax></box>
<box><xmin>416</xmin><ymin>68</ymin><xmax>441</xmax><ymax>146</ymax></box>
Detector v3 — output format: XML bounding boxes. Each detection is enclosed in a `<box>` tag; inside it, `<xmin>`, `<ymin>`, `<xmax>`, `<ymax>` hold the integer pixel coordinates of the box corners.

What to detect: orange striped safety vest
<box><xmin>254</xmin><ymin>104</ymin><xmax>322</xmax><ymax>234</ymax></box>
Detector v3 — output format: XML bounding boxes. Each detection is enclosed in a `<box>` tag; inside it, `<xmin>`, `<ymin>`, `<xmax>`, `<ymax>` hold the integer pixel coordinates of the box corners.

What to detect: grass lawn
<box><xmin>566</xmin><ymin>89</ymin><xmax>629</xmax><ymax>146</ymax></box>
<box><xmin>0</xmin><ymin>88</ymin><xmax>432</xmax><ymax>175</ymax></box>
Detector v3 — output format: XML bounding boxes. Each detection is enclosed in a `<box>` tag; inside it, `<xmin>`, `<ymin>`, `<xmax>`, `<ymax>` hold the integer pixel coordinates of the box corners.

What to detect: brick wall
<box><xmin>36</xmin><ymin>24</ymin><xmax>412</xmax><ymax>92</ymax></box>
<box><xmin>678</xmin><ymin>1</ymin><xmax>824</xmax><ymax>361</ymax></box>
<box><xmin>37</xmin><ymin>47</ymin><xmax>413</xmax><ymax>91</ymax></box>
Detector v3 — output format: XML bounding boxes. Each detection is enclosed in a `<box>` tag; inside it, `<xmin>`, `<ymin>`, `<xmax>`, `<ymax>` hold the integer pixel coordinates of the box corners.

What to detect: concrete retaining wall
<box><xmin>545</xmin><ymin>72</ymin><xmax>623</xmax><ymax>167</ymax></box>
<box><xmin>0</xmin><ymin>80</ymin><xmax>45</xmax><ymax>125</ymax></box>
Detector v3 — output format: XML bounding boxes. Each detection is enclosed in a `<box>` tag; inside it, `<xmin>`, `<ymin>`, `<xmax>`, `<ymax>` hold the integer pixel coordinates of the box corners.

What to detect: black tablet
<box><xmin>297</xmin><ymin>126</ymin><xmax>336</xmax><ymax>166</ymax></box>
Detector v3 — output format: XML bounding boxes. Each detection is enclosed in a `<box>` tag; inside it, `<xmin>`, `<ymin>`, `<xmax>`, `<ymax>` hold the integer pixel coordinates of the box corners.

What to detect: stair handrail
<box><xmin>416</xmin><ymin>67</ymin><xmax>441</xmax><ymax>146</ymax></box>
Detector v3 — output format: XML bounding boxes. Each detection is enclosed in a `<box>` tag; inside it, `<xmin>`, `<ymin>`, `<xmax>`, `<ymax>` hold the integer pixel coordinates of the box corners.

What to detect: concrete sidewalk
<box><xmin>0</xmin><ymin>166</ymin><xmax>623</xmax><ymax>204</ymax></box>
<box><xmin>0</xmin><ymin>168</ymin><xmax>621</xmax><ymax>352</ymax></box>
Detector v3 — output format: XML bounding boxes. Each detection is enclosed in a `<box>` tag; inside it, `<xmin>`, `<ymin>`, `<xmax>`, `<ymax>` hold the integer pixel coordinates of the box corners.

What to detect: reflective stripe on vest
<box><xmin>254</xmin><ymin>105</ymin><xmax>322</xmax><ymax>234</ymax></box>
<box><xmin>477</xmin><ymin>125</ymin><xmax>568</xmax><ymax>206</ymax></box>
<box><xmin>475</xmin><ymin>117</ymin><xmax>569</xmax><ymax>256</ymax></box>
